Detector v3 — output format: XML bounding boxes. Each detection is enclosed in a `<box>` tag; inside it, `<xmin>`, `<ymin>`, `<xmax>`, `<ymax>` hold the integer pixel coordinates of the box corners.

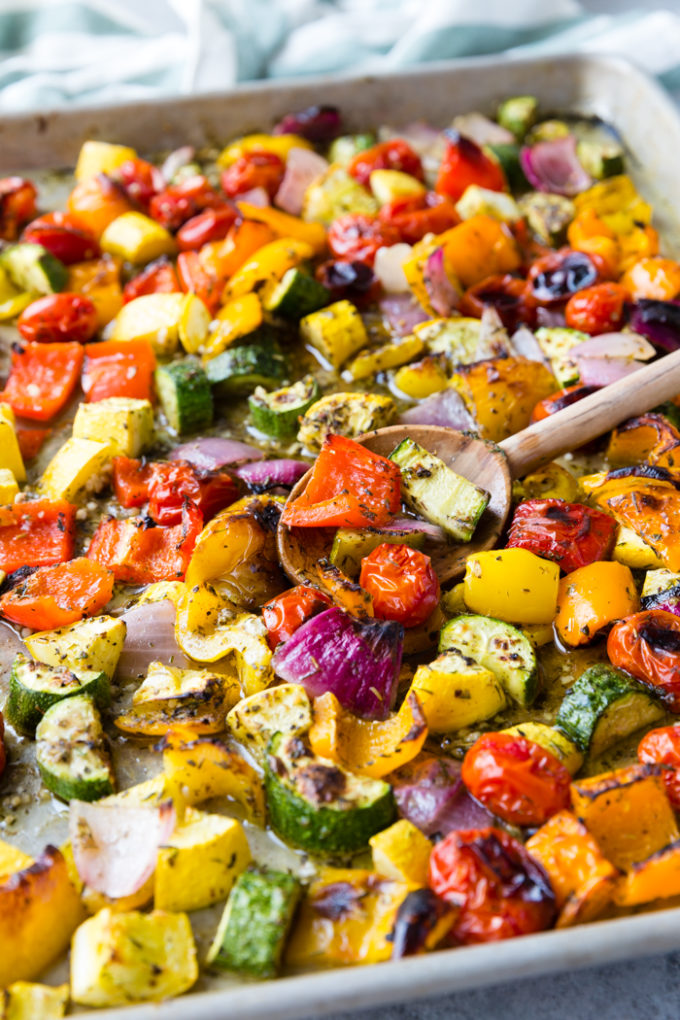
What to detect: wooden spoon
<box><xmin>278</xmin><ymin>347</ymin><xmax>680</xmax><ymax>587</ymax></box>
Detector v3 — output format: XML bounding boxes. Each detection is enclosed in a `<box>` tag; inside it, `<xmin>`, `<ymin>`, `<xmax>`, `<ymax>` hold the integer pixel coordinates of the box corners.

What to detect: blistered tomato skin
<box><xmin>22</xmin><ymin>211</ymin><xmax>101</xmax><ymax>264</ymax></box>
<box><xmin>461</xmin><ymin>734</ymin><xmax>572</xmax><ymax>827</ymax></box>
<box><xmin>348</xmin><ymin>139</ymin><xmax>424</xmax><ymax>186</ymax></box>
<box><xmin>327</xmin><ymin>213</ymin><xmax>401</xmax><ymax>266</ymax></box>
<box><xmin>378</xmin><ymin>193</ymin><xmax>459</xmax><ymax>245</ymax></box>
<box><xmin>116</xmin><ymin>158</ymin><xmax>164</xmax><ymax>210</ymax></box>
<box><xmin>428</xmin><ymin>827</ymin><xmax>556</xmax><ymax>944</ymax></box>
<box><xmin>177</xmin><ymin>207</ymin><xmax>238</xmax><ymax>250</ymax></box>
<box><xmin>17</xmin><ymin>293</ymin><xmax>99</xmax><ymax>344</ymax></box>
<box><xmin>638</xmin><ymin>725</ymin><xmax>680</xmax><ymax>808</ymax></box>
<box><xmin>460</xmin><ymin>274</ymin><xmax>535</xmax><ymax>331</ymax></box>
<box><xmin>528</xmin><ymin>248</ymin><xmax>598</xmax><ymax>304</ymax></box>
<box><xmin>359</xmin><ymin>543</ymin><xmax>440</xmax><ymax>628</ymax></box>
<box><xmin>262</xmin><ymin>585</ymin><xmax>332</xmax><ymax>649</ymax></box>
<box><xmin>608</xmin><ymin>610</ymin><xmax>680</xmax><ymax>711</ymax></box>
<box><xmin>564</xmin><ymin>282</ymin><xmax>628</xmax><ymax>334</ymax></box>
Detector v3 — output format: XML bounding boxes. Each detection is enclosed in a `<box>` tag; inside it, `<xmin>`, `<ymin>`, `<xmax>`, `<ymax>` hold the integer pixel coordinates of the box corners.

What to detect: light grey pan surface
<box><xmin>3</xmin><ymin>51</ymin><xmax>680</xmax><ymax>1020</ymax></box>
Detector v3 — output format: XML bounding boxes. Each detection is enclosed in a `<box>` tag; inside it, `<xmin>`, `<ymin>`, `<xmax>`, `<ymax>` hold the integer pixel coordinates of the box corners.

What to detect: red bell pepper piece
<box><xmin>262</xmin><ymin>584</ymin><xmax>332</xmax><ymax>649</ymax></box>
<box><xmin>177</xmin><ymin>207</ymin><xmax>239</xmax><ymax>251</ymax></box>
<box><xmin>348</xmin><ymin>140</ymin><xmax>423</xmax><ymax>186</ymax></box>
<box><xmin>506</xmin><ymin>499</ymin><xmax>617</xmax><ymax>574</ymax></box>
<box><xmin>15</xmin><ymin>427</ymin><xmax>51</xmax><ymax>461</ymax></box>
<box><xmin>176</xmin><ymin>251</ymin><xmax>223</xmax><ymax>314</ymax></box>
<box><xmin>0</xmin><ymin>499</ymin><xmax>77</xmax><ymax>573</ymax></box>
<box><xmin>1</xmin><ymin>341</ymin><xmax>84</xmax><ymax>421</ymax></box>
<box><xmin>82</xmin><ymin>338</ymin><xmax>156</xmax><ymax>403</ymax></box>
<box><xmin>122</xmin><ymin>259</ymin><xmax>181</xmax><ymax>303</ymax></box>
<box><xmin>112</xmin><ymin>456</ymin><xmax>239</xmax><ymax>524</ymax></box>
<box><xmin>281</xmin><ymin>434</ymin><xmax>401</xmax><ymax>529</ymax></box>
<box><xmin>435</xmin><ymin>131</ymin><xmax>506</xmax><ymax>202</ymax></box>
<box><xmin>0</xmin><ymin>557</ymin><xmax>114</xmax><ymax>630</ymax></box>
<box><xmin>115</xmin><ymin>158</ymin><xmax>163</xmax><ymax>211</ymax></box>
<box><xmin>87</xmin><ymin>502</ymin><xmax>203</xmax><ymax>584</ymax></box>
<box><xmin>378</xmin><ymin>192</ymin><xmax>459</xmax><ymax>245</ymax></box>
<box><xmin>112</xmin><ymin>456</ymin><xmax>155</xmax><ymax>508</ymax></box>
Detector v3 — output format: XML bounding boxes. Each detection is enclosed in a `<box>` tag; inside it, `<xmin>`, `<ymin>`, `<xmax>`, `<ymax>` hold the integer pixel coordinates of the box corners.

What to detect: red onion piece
<box><xmin>511</xmin><ymin>326</ymin><xmax>551</xmax><ymax>367</ymax></box>
<box><xmin>520</xmin><ymin>136</ymin><xmax>592</xmax><ymax>196</ymax></box>
<box><xmin>237</xmin><ymin>186</ymin><xmax>270</xmax><ymax>208</ymax></box>
<box><xmin>389</xmin><ymin>122</ymin><xmax>442</xmax><ymax>154</ymax></box>
<box><xmin>117</xmin><ymin>599</ymin><xmax>190</xmax><ymax>679</ymax></box>
<box><xmin>374</xmin><ymin>244</ymin><xmax>412</xmax><ymax>294</ymax></box>
<box><xmin>424</xmin><ymin>247</ymin><xmax>460</xmax><ymax>317</ymax></box>
<box><xmin>275</xmin><ymin>147</ymin><xmax>328</xmax><ymax>216</ymax></box>
<box><xmin>392</xmin><ymin>756</ymin><xmax>494</xmax><ymax>837</ymax></box>
<box><xmin>170</xmin><ymin>437</ymin><xmax>264</xmax><ymax>471</ymax></box>
<box><xmin>235</xmin><ymin>459</ymin><xmax>309</xmax><ymax>492</ymax></box>
<box><xmin>382</xmin><ymin>516</ymin><xmax>445</xmax><ymax>542</ymax></box>
<box><xmin>570</xmin><ymin>332</ymin><xmax>655</xmax><ymax>361</ymax></box>
<box><xmin>399</xmin><ymin>389</ymin><xmax>474</xmax><ymax>430</ymax></box>
<box><xmin>575</xmin><ymin>355</ymin><xmax>645</xmax><ymax>387</ymax></box>
<box><xmin>379</xmin><ymin>294</ymin><xmax>428</xmax><ymax>337</ymax></box>
<box><xmin>452</xmin><ymin>112</ymin><xmax>515</xmax><ymax>147</ymax></box>
<box><xmin>272</xmin><ymin>607</ymin><xmax>403</xmax><ymax>720</ymax></box>
<box><xmin>273</xmin><ymin>105</ymin><xmax>342</xmax><ymax>142</ymax></box>
<box><xmin>535</xmin><ymin>306</ymin><xmax>567</xmax><ymax>328</ymax></box>
<box><xmin>161</xmin><ymin>146</ymin><xmax>195</xmax><ymax>183</ymax></box>
<box><xmin>629</xmin><ymin>300</ymin><xmax>680</xmax><ymax>352</ymax></box>
<box><xmin>70</xmin><ymin>799</ymin><xmax>175</xmax><ymax>898</ymax></box>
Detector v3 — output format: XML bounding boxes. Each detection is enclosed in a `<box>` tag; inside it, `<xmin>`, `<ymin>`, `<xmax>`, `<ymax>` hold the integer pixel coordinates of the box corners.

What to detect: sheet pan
<box><xmin>3</xmin><ymin>51</ymin><xmax>680</xmax><ymax>1019</ymax></box>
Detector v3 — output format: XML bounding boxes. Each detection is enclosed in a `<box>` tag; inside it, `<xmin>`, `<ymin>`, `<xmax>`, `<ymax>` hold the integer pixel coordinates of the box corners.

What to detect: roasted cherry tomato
<box><xmin>608</xmin><ymin>610</ymin><xmax>680</xmax><ymax>711</ymax></box>
<box><xmin>327</xmin><ymin>213</ymin><xmax>400</xmax><ymax>266</ymax></box>
<box><xmin>378</xmin><ymin>192</ymin><xmax>459</xmax><ymax>245</ymax></box>
<box><xmin>530</xmin><ymin>384</ymin><xmax>599</xmax><ymax>423</ymax></box>
<box><xmin>176</xmin><ymin>250</ymin><xmax>223</xmax><ymax>314</ymax></box>
<box><xmin>506</xmin><ymin>499</ymin><xmax>617</xmax><ymax>574</ymax></box>
<box><xmin>348</xmin><ymin>139</ymin><xmax>424</xmax><ymax>187</ymax></box>
<box><xmin>177</xmin><ymin>206</ymin><xmax>239</xmax><ymax>251</ymax></box>
<box><xmin>149</xmin><ymin>175</ymin><xmax>222</xmax><ymax>231</ymax></box>
<box><xmin>115</xmin><ymin>158</ymin><xmax>163</xmax><ymax>211</ymax></box>
<box><xmin>435</xmin><ymin>132</ymin><xmax>505</xmax><ymax>203</ymax></box>
<box><xmin>0</xmin><ymin>711</ymin><xmax>5</xmax><ymax>778</ymax></box>
<box><xmin>262</xmin><ymin>584</ymin><xmax>332</xmax><ymax>649</ymax></box>
<box><xmin>17</xmin><ymin>293</ymin><xmax>98</xmax><ymax>344</ymax></box>
<box><xmin>461</xmin><ymin>733</ymin><xmax>572</xmax><ymax>827</ymax></box>
<box><xmin>221</xmin><ymin>151</ymin><xmax>286</xmax><ymax>200</ymax></box>
<box><xmin>359</xmin><ymin>543</ymin><xmax>440</xmax><ymax>628</ymax></box>
<box><xmin>460</xmin><ymin>273</ymin><xmax>535</xmax><ymax>330</ymax></box>
<box><xmin>428</xmin><ymin>827</ymin><xmax>556</xmax><ymax>944</ymax></box>
<box><xmin>0</xmin><ymin>177</ymin><xmax>38</xmax><ymax>240</ymax></box>
<box><xmin>528</xmin><ymin>248</ymin><xmax>599</xmax><ymax>305</ymax></box>
<box><xmin>638</xmin><ymin>725</ymin><xmax>680</xmax><ymax>808</ymax></box>
<box><xmin>564</xmin><ymin>282</ymin><xmax>628</xmax><ymax>334</ymax></box>
<box><xmin>122</xmin><ymin>258</ymin><xmax>181</xmax><ymax>303</ymax></box>
<box><xmin>22</xmin><ymin>211</ymin><xmax>100</xmax><ymax>264</ymax></box>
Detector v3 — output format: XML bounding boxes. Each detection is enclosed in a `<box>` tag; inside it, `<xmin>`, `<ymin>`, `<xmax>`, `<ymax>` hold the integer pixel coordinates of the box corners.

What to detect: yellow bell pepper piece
<box><xmin>184</xmin><ymin>494</ymin><xmax>275</xmax><ymax>588</ymax></box>
<box><xmin>441</xmin><ymin>582</ymin><xmax>467</xmax><ymax>617</ymax></box>
<box><xmin>38</xmin><ymin>437</ymin><xmax>111</xmax><ymax>502</ymax></box>
<box><xmin>369</xmin><ymin>820</ymin><xmax>433</xmax><ymax>885</ymax></box>
<box><xmin>369</xmin><ymin>169</ymin><xmax>426</xmax><ymax>204</ymax></box>
<box><xmin>75</xmin><ymin>140</ymin><xmax>137</xmax><ymax>182</ymax></box>
<box><xmin>0</xmin><ymin>468</ymin><xmax>18</xmax><ymax>503</ymax></box>
<box><xmin>135</xmin><ymin>580</ymin><xmax>186</xmax><ymax>606</ymax></box>
<box><xmin>464</xmin><ymin>548</ymin><xmax>560</xmax><ymax>624</ymax></box>
<box><xmin>309</xmin><ymin>690</ymin><xmax>428</xmax><ymax>779</ymax></box>
<box><xmin>613</xmin><ymin>524</ymin><xmax>666</xmax><ymax>569</ymax></box>
<box><xmin>393</xmin><ymin>355</ymin><xmax>448</xmax><ymax>398</ymax></box>
<box><xmin>0</xmin><ymin>404</ymin><xmax>25</xmax><ymax>483</ymax></box>
<box><xmin>573</xmin><ymin>175</ymin><xmax>652</xmax><ymax>234</ymax></box>
<box><xmin>100</xmin><ymin>212</ymin><xmax>176</xmax><ymax>264</ymax></box>
<box><xmin>409</xmin><ymin>653</ymin><xmax>507</xmax><ymax>733</ymax></box>
<box><xmin>346</xmin><ymin>334</ymin><xmax>424</xmax><ymax>381</ymax></box>
<box><xmin>202</xmin><ymin>293</ymin><xmax>263</xmax><ymax>360</ymax></box>
<box><xmin>217</xmin><ymin>132</ymin><xmax>313</xmax><ymax>167</ymax></box>
<box><xmin>109</xmin><ymin>292</ymin><xmax>185</xmax><ymax>356</ymax></box>
<box><xmin>0</xmin><ymin>839</ymin><xmax>33</xmax><ymax>883</ymax></box>
<box><xmin>223</xmin><ymin>237</ymin><xmax>314</xmax><ymax>301</ymax></box>
<box><xmin>554</xmin><ymin>561</ymin><xmax>639</xmax><ymax>647</ymax></box>
<box><xmin>236</xmin><ymin>201</ymin><xmax>327</xmax><ymax>253</ymax></box>
<box><xmin>177</xmin><ymin>293</ymin><xmax>211</xmax><ymax>354</ymax></box>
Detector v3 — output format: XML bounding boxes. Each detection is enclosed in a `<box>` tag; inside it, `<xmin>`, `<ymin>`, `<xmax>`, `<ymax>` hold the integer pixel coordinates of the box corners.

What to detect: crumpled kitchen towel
<box><xmin>0</xmin><ymin>0</ymin><xmax>678</xmax><ymax>112</ymax></box>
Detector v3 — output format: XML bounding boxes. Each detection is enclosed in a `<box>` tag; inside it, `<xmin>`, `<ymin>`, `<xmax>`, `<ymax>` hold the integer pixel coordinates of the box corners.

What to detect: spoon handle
<box><xmin>499</xmin><ymin>347</ymin><xmax>680</xmax><ymax>480</ymax></box>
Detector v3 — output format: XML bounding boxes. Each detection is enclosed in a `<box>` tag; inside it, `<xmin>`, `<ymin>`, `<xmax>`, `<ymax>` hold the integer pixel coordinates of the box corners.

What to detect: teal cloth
<box><xmin>0</xmin><ymin>0</ymin><xmax>678</xmax><ymax>111</ymax></box>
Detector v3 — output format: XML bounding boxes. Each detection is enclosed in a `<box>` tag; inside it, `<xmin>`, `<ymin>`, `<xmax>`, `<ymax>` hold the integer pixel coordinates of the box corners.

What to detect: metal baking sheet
<box><xmin>3</xmin><ymin>51</ymin><xmax>680</xmax><ymax>1020</ymax></box>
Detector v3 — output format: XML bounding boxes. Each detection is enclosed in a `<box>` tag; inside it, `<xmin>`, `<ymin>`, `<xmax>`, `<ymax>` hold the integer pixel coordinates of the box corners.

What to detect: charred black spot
<box><xmin>390</xmin><ymin>888</ymin><xmax>451</xmax><ymax>958</ymax></box>
<box><xmin>313</xmin><ymin>881</ymin><xmax>366</xmax><ymax>920</ymax></box>
<box><xmin>0</xmin><ymin>564</ymin><xmax>39</xmax><ymax>596</ymax></box>
<box><xmin>296</xmin><ymin>763</ymin><xmax>347</xmax><ymax>804</ymax></box>
<box><xmin>639</xmin><ymin>623</ymin><xmax>680</xmax><ymax>655</ymax></box>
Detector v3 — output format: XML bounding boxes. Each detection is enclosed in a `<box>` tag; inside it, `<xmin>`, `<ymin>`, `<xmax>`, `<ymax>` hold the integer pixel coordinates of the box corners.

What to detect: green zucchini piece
<box><xmin>496</xmin><ymin>95</ymin><xmax>538</xmax><ymax>141</ymax></box>
<box><xmin>327</xmin><ymin>133</ymin><xmax>376</xmax><ymax>166</ymax></box>
<box><xmin>519</xmin><ymin>192</ymin><xmax>575</xmax><ymax>246</ymax></box>
<box><xmin>330</xmin><ymin>526</ymin><xmax>426</xmax><ymax>579</ymax></box>
<box><xmin>0</xmin><ymin>242</ymin><xmax>68</xmax><ymax>294</ymax></box>
<box><xmin>389</xmin><ymin>437</ymin><xmax>489</xmax><ymax>542</ymax></box>
<box><xmin>486</xmin><ymin>143</ymin><xmax>528</xmax><ymax>192</ymax></box>
<box><xmin>556</xmin><ymin>665</ymin><xmax>664</xmax><ymax>758</ymax></box>
<box><xmin>155</xmin><ymin>358</ymin><xmax>213</xmax><ymax>434</ymax></box>
<box><xmin>526</xmin><ymin>119</ymin><xmax>571</xmax><ymax>145</ymax></box>
<box><xmin>207</xmin><ymin>865</ymin><xmax>302</xmax><ymax>977</ymax></box>
<box><xmin>264</xmin><ymin>268</ymin><xmax>330</xmax><ymax>320</ymax></box>
<box><xmin>576</xmin><ymin>139</ymin><xmax>624</xmax><ymax>180</ymax></box>
<box><xmin>248</xmin><ymin>374</ymin><xmax>320</xmax><ymax>438</ymax></box>
<box><xmin>205</xmin><ymin>340</ymin><xmax>287</xmax><ymax>395</ymax></box>
<box><xmin>6</xmin><ymin>653</ymin><xmax>110</xmax><ymax>736</ymax></box>
<box><xmin>534</xmin><ymin>326</ymin><xmax>589</xmax><ymax>387</ymax></box>
<box><xmin>439</xmin><ymin>613</ymin><xmax>539</xmax><ymax>708</ymax></box>
<box><xmin>265</xmin><ymin>734</ymin><xmax>395</xmax><ymax>855</ymax></box>
<box><xmin>35</xmin><ymin>694</ymin><xmax>115</xmax><ymax>802</ymax></box>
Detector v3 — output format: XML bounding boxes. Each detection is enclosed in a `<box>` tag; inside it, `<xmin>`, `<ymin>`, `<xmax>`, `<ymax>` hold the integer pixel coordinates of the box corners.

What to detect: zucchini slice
<box><xmin>264</xmin><ymin>268</ymin><xmax>330</xmax><ymax>320</ymax></box>
<box><xmin>35</xmin><ymin>694</ymin><xmax>115</xmax><ymax>802</ymax></box>
<box><xmin>206</xmin><ymin>865</ymin><xmax>302</xmax><ymax>977</ymax></box>
<box><xmin>6</xmin><ymin>653</ymin><xmax>110</xmax><ymax>736</ymax></box>
<box><xmin>205</xmin><ymin>340</ymin><xmax>288</xmax><ymax>395</ymax></box>
<box><xmin>389</xmin><ymin>438</ymin><xmax>489</xmax><ymax>542</ymax></box>
<box><xmin>439</xmin><ymin>614</ymin><xmax>539</xmax><ymax>707</ymax></box>
<box><xmin>330</xmin><ymin>525</ymin><xmax>427</xmax><ymax>579</ymax></box>
<box><xmin>265</xmin><ymin>734</ymin><xmax>395</xmax><ymax>855</ymax></box>
<box><xmin>155</xmin><ymin>358</ymin><xmax>213</xmax><ymax>434</ymax></box>
<box><xmin>248</xmin><ymin>374</ymin><xmax>320</xmax><ymax>438</ymax></box>
<box><xmin>556</xmin><ymin>664</ymin><xmax>665</xmax><ymax>758</ymax></box>
<box><xmin>0</xmin><ymin>242</ymin><xmax>68</xmax><ymax>294</ymax></box>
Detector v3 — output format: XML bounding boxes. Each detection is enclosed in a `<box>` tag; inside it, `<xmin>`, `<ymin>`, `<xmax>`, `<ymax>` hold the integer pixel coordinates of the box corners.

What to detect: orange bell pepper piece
<box><xmin>440</xmin><ymin>214</ymin><xmax>520</xmax><ymax>289</ymax></box>
<box><xmin>67</xmin><ymin>255</ymin><xmax>123</xmax><ymax>328</ymax></box>
<box><xmin>315</xmin><ymin>560</ymin><xmax>373</xmax><ymax>618</ymax></box>
<box><xmin>211</xmin><ymin>220</ymin><xmax>276</xmax><ymax>280</ymax></box>
<box><xmin>591</xmin><ymin>477</ymin><xmax>680</xmax><ymax>571</ymax></box>
<box><xmin>606</xmin><ymin>413</ymin><xmax>680</xmax><ymax>470</ymax></box>
<box><xmin>82</xmin><ymin>338</ymin><xmax>156</xmax><ymax>403</ymax></box>
<box><xmin>0</xmin><ymin>557</ymin><xmax>114</xmax><ymax>630</ymax></box>
<box><xmin>618</xmin><ymin>224</ymin><xmax>659</xmax><ymax>272</ymax></box>
<box><xmin>554</xmin><ymin>561</ymin><xmax>639</xmax><ymax>647</ymax></box>
<box><xmin>567</xmin><ymin>208</ymin><xmax>616</xmax><ymax>245</ymax></box>
<box><xmin>526</xmin><ymin>810</ymin><xmax>619</xmax><ymax>927</ymax></box>
<box><xmin>0</xmin><ymin>499</ymin><xmax>77</xmax><ymax>573</ymax></box>
<box><xmin>450</xmin><ymin>356</ymin><xmax>557</xmax><ymax>443</ymax></box>
<box><xmin>235</xmin><ymin>202</ymin><xmax>327</xmax><ymax>253</ymax></box>
<box><xmin>619</xmin><ymin>256</ymin><xmax>680</xmax><ymax>301</ymax></box>
<box><xmin>2</xmin><ymin>341</ymin><xmax>84</xmax><ymax>421</ymax></box>
<box><xmin>67</xmin><ymin>173</ymin><xmax>134</xmax><ymax>238</ymax></box>
<box><xmin>309</xmin><ymin>689</ymin><xmax>428</xmax><ymax>779</ymax></box>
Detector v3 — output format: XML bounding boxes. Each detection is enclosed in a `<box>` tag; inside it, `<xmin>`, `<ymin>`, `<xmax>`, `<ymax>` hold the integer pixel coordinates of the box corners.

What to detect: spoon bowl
<box><xmin>277</xmin><ymin>347</ymin><xmax>680</xmax><ymax>588</ymax></box>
